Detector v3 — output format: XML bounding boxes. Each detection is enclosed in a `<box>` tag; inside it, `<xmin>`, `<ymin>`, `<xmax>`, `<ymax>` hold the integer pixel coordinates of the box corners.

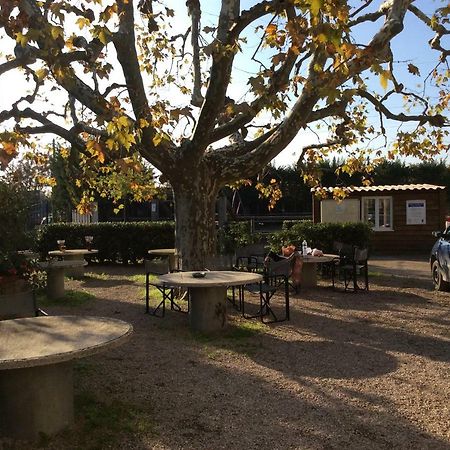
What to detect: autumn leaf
<box><xmin>379</xmin><ymin>70</ymin><xmax>390</xmax><ymax>90</ymax></box>
<box><xmin>1</xmin><ymin>142</ymin><xmax>16</xmax><ymax>155</ymax></box>
<box><xmin>265</xmin><ymin>24</ymin><xmax>277</xmax><ymax>36</ymax></box>
<box><xmin>35</xmin><ymin>68</ymin><xmax>48</xmax><ymax>81</ymax></box>
<box><xmin>408</xmin><ymin>63</ymin><xmax>420</xmax><ymax>76</ymax></box>
<box><xmin>76</xmin><ymin>17</ymin><xmax>91</xmax><ymax>29</ymax></box>
<box><xmin>310</xmin><ymin>0</ymin><xmax>323</xmax><ymax>16</ymax></box>
<box><xmin>117</xmin><ymin>116</ymin><xmax>129</xmax><ymax>128</ymax></box>
<box><xmin>86</xmin><ymin>140</ymin><xmax>105</xmax><ymax>162</ymax></box>
<box><xmin>106</xmin><ymin>139</ymin><xmax>115</xmax><ymax>150</ymax></box>
<box><xmin>15</xmin><ymin>32</ymin><xmax>28</xmax><ymax>47</ymax></box>
<box><xmin>50</xmin><ymin>26</ymin><xmax>64</xmax><ymax>40</ymax></box>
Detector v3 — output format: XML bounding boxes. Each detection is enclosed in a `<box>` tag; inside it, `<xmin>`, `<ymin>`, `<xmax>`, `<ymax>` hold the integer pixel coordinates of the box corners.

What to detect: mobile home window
<box><xmin>362</xmin><ymin>197</ymin><xmax>393</xmax><ymax>231</ymax></box>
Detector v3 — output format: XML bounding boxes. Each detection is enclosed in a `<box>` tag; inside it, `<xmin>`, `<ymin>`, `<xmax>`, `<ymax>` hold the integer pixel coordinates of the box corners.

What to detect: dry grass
<box><xmin>2</xmin><ymin>259</ymin><xmax>450</xmax><ymax>450</ymax></box>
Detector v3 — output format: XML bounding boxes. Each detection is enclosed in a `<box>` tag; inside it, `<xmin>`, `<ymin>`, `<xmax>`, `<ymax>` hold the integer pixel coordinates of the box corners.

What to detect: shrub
<box><xmin>37</xmin><ymin>221</ymin><xmax>175</xmax><ymax>264</ymax></box>
<box><xmin>0</xmin><ymin>180</ymin><xmax>33</xmax><ymax>253</ymax></box>
<box><xmin>218</xmin><ymin>221</ymin><xmax>263</xmax><ymax>254</ymax></box>
<box><xmin>268</xmin><ymin>220</ymin><xmax>372</xmax><ymax>253</ymax></box>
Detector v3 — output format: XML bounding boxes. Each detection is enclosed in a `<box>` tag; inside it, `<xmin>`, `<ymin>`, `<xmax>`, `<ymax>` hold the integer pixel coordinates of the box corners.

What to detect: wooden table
<box><xmin>48</xmin><ymin>249</ymin><xmax>98</xmax><ymax>278</ymax></box>
<box><xmin>38</xmin><ymin>260</ymin><xmax>86</xmax><ymax>299</ymax></box>
<box><xmin>301</xmin><ymin>254</ymin><xmax>338</xmax><ymax>287</ymax></box>
<box><xmin>0</xmin><ymin>315</ymin><xmax>132</xmax><ymax>440</ymax></box>
<box><xmin>158</xmin><ymin>271</ymin><xmax>262</xmax><ymax>333</ymax></box>
<box><xmin>148</xmin><ymin>248</ymin><xmax>178</xmax><ymax>272</ymax></box>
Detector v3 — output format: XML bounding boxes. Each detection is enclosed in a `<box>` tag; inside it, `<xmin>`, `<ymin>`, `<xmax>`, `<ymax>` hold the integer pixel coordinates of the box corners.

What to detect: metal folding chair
<box><xmin>332</xmin><ymin>246</ymin><xmax>369</xmax><ymax>292</ymax></box>
<box><xmin>242</xmin><ymin>255</ymin><xmax>293</xmax><ymax>323</ymax></box>
<box><xmin>235</xmin><ymin>244</ymin><xmax>267</xmax><ymax>273</ymax></box>
<box><xmin>145</xmin><ymin>259</ymin><xmax>187</xmax><ymax>317</ymax></box>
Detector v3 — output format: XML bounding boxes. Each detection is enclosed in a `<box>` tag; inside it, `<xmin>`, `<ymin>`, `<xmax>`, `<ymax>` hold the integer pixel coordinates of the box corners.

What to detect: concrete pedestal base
<box><xmin>64</xmin><ymin>255</ymin><xmax>86</xmax><ymax>278</ymax></box>
<box><xmin>0</xmin><ymin>362</ymin><xmax>74</xmax><ymax>440</ymax></box>
<box><xmin>0</xmin><ymin>290</ymin><xmax>35</xmax><ymax>320</ymax></box>
<box><xmin>46</xmin><ymin>267</ymin><xmax>65</xmax><ymax>299</ymax></box>
<box><xmin>302</xmin><ymin>264</ymin><xmax>318</xmax><ymax>288</ymax></box>
<box><xmin>189</xmin><ymin>287</ymin><xmax>227</xmax><ymax>333</ymax></box>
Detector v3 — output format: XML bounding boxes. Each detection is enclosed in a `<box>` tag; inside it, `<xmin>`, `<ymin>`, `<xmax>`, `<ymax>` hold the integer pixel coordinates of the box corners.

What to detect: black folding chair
<box><xmin>242</xmin><ymin>255</ymin><xmax>292</xmax><ymax>323</ymax></box>
<box><xmin>333</xmin><ymin>246</ymin><xmax>369</xmax><ymax>292</ymax></box>
<box><xmin>235</xmin><ymin>244</ymin><xmax>267</xmax><ymax>273</ymax></box>
<box><xmin>145</xmin><ymin>259</ymin><xmax>187</xmax><ymax>317</ymax></box>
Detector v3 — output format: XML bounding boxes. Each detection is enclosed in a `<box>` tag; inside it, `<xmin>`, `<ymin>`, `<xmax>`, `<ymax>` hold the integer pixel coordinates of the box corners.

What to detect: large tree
<box><xmin>0</xmin><ymin>0</ymin><xmax>449</xmax><ymax>268</ymax></box>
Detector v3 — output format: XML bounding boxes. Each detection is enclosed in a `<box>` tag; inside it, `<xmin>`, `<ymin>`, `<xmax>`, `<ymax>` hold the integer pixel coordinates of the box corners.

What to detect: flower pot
<box><xmin>0</xmin><ymin>280</ymin><xmax>35</xmax><ymax>320</ymax></box>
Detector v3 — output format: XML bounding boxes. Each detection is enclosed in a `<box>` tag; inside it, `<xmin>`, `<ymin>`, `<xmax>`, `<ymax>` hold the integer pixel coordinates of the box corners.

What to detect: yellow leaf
<box><xmin>379</xmin><ymin>70</ymin><xmax>389</xmax><ymax>90</ymax></box>
<box><xmin>117</xmin><ymin>116</ymin><xmax>129</xmax><ymax>128</ymax></box>
<box><xmin>97</xmin><ymin>29</ymin><xmax>109</xmax><ymax>45</ymax></box>
<box><xmin>106</xmin><ymin>122</ymin><xmax>116</xmax><ymax>135</ymax></box>
<box><xmin>310</xmin><ymin>0</ymin><xmax>322</xmax><ymax>16</ymax></box>
<box><xmin>97</xmin><ymin>149</ymin><xmax>105</xmax><ymax>163</ymax></box>
<box><xmin>106</xmin><ymin>138</ymin><xmax>115</xmax><ymax>150</ymax></box>
<box><xmin>152</xmin><ymin>133</ymin><xmax>163</xmax><ymax>146</ymax></box>
<box><xmin>15</xmin><ymin>32</ymin><xmax>28</xmax><ymax>47</ymax></box>
<box><xmin>76</xmin><ymin>17</ymin><xmax>91</xmax><ymax>30</ymax></box>
<box><xmin>1</xmin><ymin>142</ymin><xmax>16</xmax><ymax>155</ymax></box>
<box><xmin>35</xmin><ymin>68</ymin><xmax>48</xmax><ymax>81</ymax></box>
<box><xmin>50</xmin><ymin>26</ymin><xmax>63</xmax><ymax>40</ymax></box>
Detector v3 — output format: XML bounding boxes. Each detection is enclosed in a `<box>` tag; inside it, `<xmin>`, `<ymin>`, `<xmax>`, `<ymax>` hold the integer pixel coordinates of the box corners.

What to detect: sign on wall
<box><xmin>321</xmin><ymin>199</ymin><xmax>360</xmax><ymax>223</ymax></box>
<box><xmin>406</xmin><ymin>200</ymin><xmax>426</xmax><ymax>225</ymax></box>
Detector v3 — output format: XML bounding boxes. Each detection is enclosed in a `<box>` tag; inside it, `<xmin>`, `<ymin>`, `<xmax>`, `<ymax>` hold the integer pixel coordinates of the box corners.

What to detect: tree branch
<box><xmin>0</xmin><ymin>58</ymin><xmax>30</xmax><ymax>76</ymax></box>
<box><xmin>357</xmin><ymin>89</ymin><xmax>447</xmax><ymax>126</ymax></box>
<box><xmin>209</xmin><ymin>11</ymin><xmax>304</xmax><ymax>143</ymax></box>
<box><xmin>187</xmin><ymin>0</ymin><xmax>203</xmax><ymax>107</ymax></box>
<box><xmin>1</xmin><ymin>106</ymin><xmax>85</xmax><ymax>148</ymax></box>
<box><xmin>190</xmin><ymin>0</ymin><xmax>240</xmax><ymax>151</ymax></box>
<box><xmin>114</xmin><ymin>0</ymin><xmax>152</xmax><ymax>122</ymax></box>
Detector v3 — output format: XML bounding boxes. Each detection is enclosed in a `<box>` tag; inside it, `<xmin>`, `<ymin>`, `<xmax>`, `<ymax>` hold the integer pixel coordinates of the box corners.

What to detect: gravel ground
<box><xmin>2</xmin><ymin>257</ymin><xmax>450</xmax><ymax>450</ymax></box>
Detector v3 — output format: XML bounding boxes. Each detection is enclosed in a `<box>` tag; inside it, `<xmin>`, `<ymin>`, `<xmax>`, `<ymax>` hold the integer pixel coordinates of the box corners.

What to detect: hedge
<box><xmin>37</xmin><ymin>221</ymin><xmax>175</xmax><ymax>264</ymax></box>
<box><xmin>267</xmin><ymin>220</ymin><xmax>372</xmax><ymax>253</ymax></box>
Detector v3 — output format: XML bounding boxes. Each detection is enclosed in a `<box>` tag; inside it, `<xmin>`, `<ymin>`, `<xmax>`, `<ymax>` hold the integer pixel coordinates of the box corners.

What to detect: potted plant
<box><xmin>0</xmin><ymin>177</ymin><xmax>39</xmax><ymax>319</ymax></box>
<box><xmin>0</xmin><ymin>252</ymin><xmax>39</xmax><ymax>319</ymax></box>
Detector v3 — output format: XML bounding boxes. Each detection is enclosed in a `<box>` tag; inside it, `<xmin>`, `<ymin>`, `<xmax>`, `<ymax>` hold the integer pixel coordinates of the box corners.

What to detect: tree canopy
<box><xmin>1</xmin><ymin>0</ymin><xmax>449</xmax><ymax>266</ymax></box>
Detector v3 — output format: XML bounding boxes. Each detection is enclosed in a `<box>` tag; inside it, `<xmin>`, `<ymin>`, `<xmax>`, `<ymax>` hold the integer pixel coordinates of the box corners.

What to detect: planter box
<box><xmin>0</xmin><ymin>289</ymin><xmax>35</xmax><ymax>320</ymax></box>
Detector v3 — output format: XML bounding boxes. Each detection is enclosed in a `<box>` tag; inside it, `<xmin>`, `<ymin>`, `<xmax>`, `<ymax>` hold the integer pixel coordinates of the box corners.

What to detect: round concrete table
<box><xmin>158</xmin><ymin>271</ymin><xmax>262</xmax><ymax>333</ymax></box>
<box><xmin>301</xmin><ymin>254</ymin><xmax>338</xmax><ymax>287</ymax></box>
<box><xmin>38</xmin><ymin>260</ymin><xmax>86</xmax><ymax>299</ymax></box>
<box><xmin>0</xmin><ymin>315</ymin><xmax>132</xmax><ymax>440</ymax></box>
<box><xmin>148</xmin><ymin>248</ymin><xmax>178</xmax><ymax>272</ymax></box>
<box><xmin>48</xmin><ymin>249</ymin><xmax>98</xmax><ymax>278</ymax></box>
<box><xmin>17</xmin><ymin>250</ymin><xmax>40</xmax><ymax>259</ymax></box>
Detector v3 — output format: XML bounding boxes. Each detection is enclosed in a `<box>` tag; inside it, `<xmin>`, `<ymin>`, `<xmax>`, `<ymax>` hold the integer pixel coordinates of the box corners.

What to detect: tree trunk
<box><xmin>172</xmin><ymin>170</ymin><xmax>220</xmax><ymax>271</ymax></box>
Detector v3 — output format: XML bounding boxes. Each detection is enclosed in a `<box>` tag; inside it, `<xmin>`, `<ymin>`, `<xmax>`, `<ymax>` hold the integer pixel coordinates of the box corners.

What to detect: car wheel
<box><xmin>432</xmin><ymin>260</ymin><xmax>449</xmax><ymax>291</ymax></box>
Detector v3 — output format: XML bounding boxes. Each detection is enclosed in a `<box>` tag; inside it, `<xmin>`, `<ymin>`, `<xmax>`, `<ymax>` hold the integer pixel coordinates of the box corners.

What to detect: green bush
<box><xmin>218</xmin><ymin>221</ymin><xmax>263</xmax><ymax>254</ymax></box>
<box><xmin>0</xmin><ymin>180</ymin><xmax>33</xmax><ymax>253</ymax></box>
<box><xmin>37</xmin><ymin>221</ymin><xmax>175</xmax><ymax>264</ymax></box>
<box><xmin>268</xmin><ymin>220</ymin><xmax>372</xmax><ymax>253</ymax></box>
